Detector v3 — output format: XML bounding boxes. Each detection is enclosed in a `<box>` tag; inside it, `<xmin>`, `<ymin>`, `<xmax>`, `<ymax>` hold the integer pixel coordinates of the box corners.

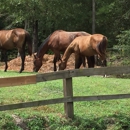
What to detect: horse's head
<box><xmin>95</xmin><ymin>55</ymin><xmax>107</xmax><ymax>67</ymax></box>
<box><xmin>97</xmin><ymin>52</ymin><xmax>107</xmax><ymax>61</ymax></box>
<box><xmin>33</xmin><ymin>54</ymin><xmax>42</xmax><ymax>72</ymax></box>
<box><xmin>58</xmin><ymin>60</ymin><xmax>66</xmax><ymax>70</ymax></box>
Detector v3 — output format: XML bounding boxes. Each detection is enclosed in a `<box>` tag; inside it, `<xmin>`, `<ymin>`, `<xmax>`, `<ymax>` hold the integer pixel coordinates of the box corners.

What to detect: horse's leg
<box><xmin>75</xmin><ymin>53</ymin><xmax>80</xmax><ymax>69</ymax></box>
<box><xmin>102</xmin><ymin>59</ymin><xmax>107</xmax><ymax>67</ymax></box>
<box><xmin>53</xmin><ymin>55</ymin><xmax>57</xmax><ymax>71</ymax></box>
<box><xmin>82</xmin><ymin>56</ymin><xmax>86</xmax><ymax>67</ymax></box>
<box><xmin>102</xmin><ymin>59</ymin><xmax>107</xmax><ymax>77</ymax></box>
<box><xmin>95</xmin><ymin>55</ymin><xmax>99</xmax><ymax>66</ymax></box>
<box><xmin>53</xmin><ymin>51</ymin><xmax>61</xmax><ymax>71</ymax></box>
<box><xmin>19</xmin><ymin>49</ymin><xmax>25</xmax><ymax>73</ymax></box>
<box><xmin>87</xmin><ymin>56</ymin><xmax>95</xmax><ymax>68</ymax></box>
<box><xmin>75</xmin><ymin>55</ymin><xmax>86</xmax><ymax>68</ymax></box>
<box><xmin>3</xmin><ymin>50</ymin><xmax>8</xmax><ymax>72</ymax></box>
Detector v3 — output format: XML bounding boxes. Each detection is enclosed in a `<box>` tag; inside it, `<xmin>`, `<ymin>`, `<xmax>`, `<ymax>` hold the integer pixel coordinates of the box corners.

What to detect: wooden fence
<box><xmin>0</xmin><ymin>66</ymin><xmax>130</xmax><ymax>119</ymax></box>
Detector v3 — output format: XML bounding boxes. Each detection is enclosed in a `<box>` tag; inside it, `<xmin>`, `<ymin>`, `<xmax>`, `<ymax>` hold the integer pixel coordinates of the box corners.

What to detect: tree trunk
<box><xmin>92</xmin><ymin>0</ymin><xmax>95</xmax><ymax>34</ymax></box>
<box><xmin>92</xmin><ymin>0</ymin><xmax>97</xmax><ymax>65</ymax></box>
<box><xmin>32</xmin><ymin>20</ymin><xmax>38</xmax><ymax>53</ymax></box>
<box><xmin>24</xmin><ymin>20</ymin><xmax>29</xmax><ymax>30</ymax></box>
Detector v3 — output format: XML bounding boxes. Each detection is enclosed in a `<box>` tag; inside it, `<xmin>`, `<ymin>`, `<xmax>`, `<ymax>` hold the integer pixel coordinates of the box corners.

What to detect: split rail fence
<box><xmin>0</xmin><ymin>66</ymin><xmax>130</xmax><ymax>119</ymax></box>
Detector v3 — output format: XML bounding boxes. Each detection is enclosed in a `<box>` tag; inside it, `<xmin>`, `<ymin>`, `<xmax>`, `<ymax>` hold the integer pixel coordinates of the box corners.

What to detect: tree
<box><xmin>1</xmin><ymin>0</ymin><xmax>130</xmax><ymax>51</ymax></box>
<box><xmin>0</xmin><ymin>0</ymin><xmax>46</xmax><ymax>52</ymax></box>
<box><xmin>92</xmin><ymin>0</ymin><xmax>95</xmax><ymax>34</ymax></box>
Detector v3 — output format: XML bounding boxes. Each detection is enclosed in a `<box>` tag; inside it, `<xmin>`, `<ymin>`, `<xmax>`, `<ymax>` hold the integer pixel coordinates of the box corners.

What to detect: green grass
<box><xmin>0</xmin><ymin>70</ymin><xmax>130</xmax><ymax>129</ymax></box>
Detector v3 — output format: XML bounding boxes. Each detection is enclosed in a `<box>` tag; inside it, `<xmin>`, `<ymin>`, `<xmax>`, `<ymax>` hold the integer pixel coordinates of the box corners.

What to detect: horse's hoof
<box><xmin>19</xmin><ymin>70</ymin><xmax>23</xmax><ymax>73</ymax></box>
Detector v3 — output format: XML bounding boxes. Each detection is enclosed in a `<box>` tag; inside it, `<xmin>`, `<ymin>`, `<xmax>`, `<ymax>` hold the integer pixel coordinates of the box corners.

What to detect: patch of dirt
<box><xmin>0</xmin><ymin>54</ymin><xmax>85</xmax><ymax>73</ymax></box>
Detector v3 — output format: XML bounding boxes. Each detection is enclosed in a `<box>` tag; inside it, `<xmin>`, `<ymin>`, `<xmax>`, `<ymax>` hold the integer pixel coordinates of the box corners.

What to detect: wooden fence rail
<box><xmin>0</xmin><ymin>66</ymin><xmax>130</xmax><ymax>119</ymax></box>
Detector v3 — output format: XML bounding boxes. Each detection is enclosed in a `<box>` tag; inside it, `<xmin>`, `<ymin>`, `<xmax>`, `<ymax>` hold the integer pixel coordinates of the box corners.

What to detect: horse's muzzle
<box><xmin>33</xmin><ymin>68</ymin><xmax>38</xmax><ymax>72</ymax></box>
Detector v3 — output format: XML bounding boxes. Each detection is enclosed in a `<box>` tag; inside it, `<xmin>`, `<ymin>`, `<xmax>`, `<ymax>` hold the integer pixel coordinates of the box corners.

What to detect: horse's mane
<box><xmin>37</xmin><ymin>30</ymin><xmax>64</xmax><ymax>56</ymax></box>
<box><xmin>37</xmin><ymin>34</ymin><xmax>51</xmax><ymax>56</ymax></box>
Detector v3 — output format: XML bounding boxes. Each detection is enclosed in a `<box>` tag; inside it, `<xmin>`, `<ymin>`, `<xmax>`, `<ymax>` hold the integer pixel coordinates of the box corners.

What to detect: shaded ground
<box><xmin>0</xmin><ymin>54</ymin><xmax>85</xmax><ymax>73</ymax></box>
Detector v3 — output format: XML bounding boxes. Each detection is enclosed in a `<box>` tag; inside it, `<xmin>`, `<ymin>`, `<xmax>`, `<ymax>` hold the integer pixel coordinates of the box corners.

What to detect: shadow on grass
<box><xmin>73</xmin><ymin>113</ymin><xmax>130</xmax><ymax>130</ymax></box>
<box><xmin>1</xmin><ymin>113</ymin><xmax>130</xmax><ymax>130</ymax></box>
<box><xmin>107</xmin><ymin>74</ymin><xmax>130</xmax><ymax>79</ymax></box>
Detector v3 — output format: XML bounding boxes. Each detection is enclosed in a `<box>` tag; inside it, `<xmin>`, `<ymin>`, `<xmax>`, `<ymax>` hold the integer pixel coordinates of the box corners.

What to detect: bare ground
<box><xmin>0</xmin><ymin>54</ymin><xmax>85</xmax><ymax>73</ymax></box>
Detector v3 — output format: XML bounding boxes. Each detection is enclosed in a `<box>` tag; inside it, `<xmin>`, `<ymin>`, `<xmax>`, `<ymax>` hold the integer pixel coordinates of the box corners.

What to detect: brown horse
<box><xmin>33</xmin><ymin>30</ymin><xmax>91</xmax><ymax>72</ymax></box>
<box><xmin>0</xmin><ymin>28</ymin><xmax>32</xmax><ymax>73</ymax></box>
<box><xmin>58</xmin><ymin>34</ymin><xmax>108</xmax><ymax>70</ymax></box>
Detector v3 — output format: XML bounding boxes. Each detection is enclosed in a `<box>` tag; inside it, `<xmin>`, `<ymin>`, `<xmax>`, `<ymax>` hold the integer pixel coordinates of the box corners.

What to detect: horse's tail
<box><xmin>97</xmin><ymin>36</ymin><xmax>108</xmax><ymax>59</ymax></box>
<box><xmin>25</xmin><ymin>31</ymin><xmax>32</xmax><ymax>56</ymax></box>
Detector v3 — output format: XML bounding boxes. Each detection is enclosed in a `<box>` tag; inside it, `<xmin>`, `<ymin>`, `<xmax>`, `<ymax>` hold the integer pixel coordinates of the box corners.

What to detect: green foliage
<box><xmin>115</xmin><ymin>30</ymin><xmax>130</xmax><ymax>57</ymax></box>
<box><xmin>0</xmin><ymin>114</ymin><xmax>21</xmax><ymax>130</ymax></box>
<box><xmin>117</xmin><ymin>30</ymin><xmax>130</xmax><ymax>46</ymax></box>
<box><xmin>27</xmin><ymin>116</ymin><xmax>46</xmax><ymax>130</ymax></box>
<box><xmin>0</xmin><ymin>0</ymin><xmax>44</xmax><ymax>29</ymax></box>
<box><xmin>1</xmin><ymin>0</ymin><xmax>130</xmax><ymax>48</ymax></box>
<box><xmin>1</xmin><ymin>112</ymin><xmax>130</xmax><ymax>129</ymax></box>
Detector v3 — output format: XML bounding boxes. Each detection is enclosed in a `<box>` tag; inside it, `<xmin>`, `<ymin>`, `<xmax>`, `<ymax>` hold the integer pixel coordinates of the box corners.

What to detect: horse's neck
<box><xmin>37</xmin><ymin>43</ymin><xmax>49</xmax><ymax>58</ymax></box>
<box><xmin>62</xmin><ymin>46</ymin><xmax>73</xmax><ymax>64</ymax></box>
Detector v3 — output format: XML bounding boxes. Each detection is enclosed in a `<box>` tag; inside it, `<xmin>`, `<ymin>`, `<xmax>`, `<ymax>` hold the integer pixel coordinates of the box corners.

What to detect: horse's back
<box><xmin>90</xmin><ymin>34</ymin><xmax>108</xmax><ymax>50</ymax></box>
<box><xmin>48</xmin><ymin>30</ymin><xmax>74</xmax><ymax>51</ymax></box>
<box><xmin>91</xmin><ymin>34</ymin><xmax>107</xmax><ymax>42</ymax></box>
<box><xmin>0</xmin><ymin>29</ymin><xmax>15</xmax><ymax>49</ymax></box>
<box><xmin>0</xmin><ymin>29</ymin><xmax>13</xmax><ymax>39</ymax></box>
<box><xmin>12</xmin><ymin>28</ymin><xmax>28</xmax><ymax>39</ymax></box>
<box><xmin>13</xmin><ymin>28</ymin><xmax>32</xmax><ymax>55</ymax></box>
<box><xmin>50</xmin><ymin>30</ymin><xmax>90</xmax><ymax>43</ymax></box>
<box><xmin>0</xmin><ymin>28</ymin><xmax>29</xmax><ymax>50</ymax></box>
<box><xmin>48</xmin><ymin>30</ymin><xmax>90</xmax><ymax>51</ymax></box>
<box><xmin>70</xmin><ymin>35</ymin><xmax>103</xmax><ymax>56</ymax></box>
<box><xmin>77</xmin><ymin>35</ymin><xmax>92</xmax><ymax>48</ymax></box>
<box><xmin>72</xmin><ymin>35</ymin><xmax>91</xmax><ymax>45</ymax></box>
<box><xmin>66</xmin><ymin>36</ymin><xmax>90</xmax><ymax>53</ymax></box>
<box><xmin>58</xmin><ymin>31</ymin><xmax>90</xmax><ymax>39</ymax></box>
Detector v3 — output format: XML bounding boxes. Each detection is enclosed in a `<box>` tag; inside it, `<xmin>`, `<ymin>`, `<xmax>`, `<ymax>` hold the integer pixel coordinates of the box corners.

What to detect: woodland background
<box><xmin>0</xmin><ymin>0</ymin><xmax>130</xmax><ymax>58</ymax></box>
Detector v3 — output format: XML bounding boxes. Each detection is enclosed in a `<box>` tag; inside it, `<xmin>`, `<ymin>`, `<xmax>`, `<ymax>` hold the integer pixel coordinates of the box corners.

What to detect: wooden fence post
<box><xmin>63</xmin><ymin>78</ymin><xmax>74</xmax><ymax>119</ymax></box>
